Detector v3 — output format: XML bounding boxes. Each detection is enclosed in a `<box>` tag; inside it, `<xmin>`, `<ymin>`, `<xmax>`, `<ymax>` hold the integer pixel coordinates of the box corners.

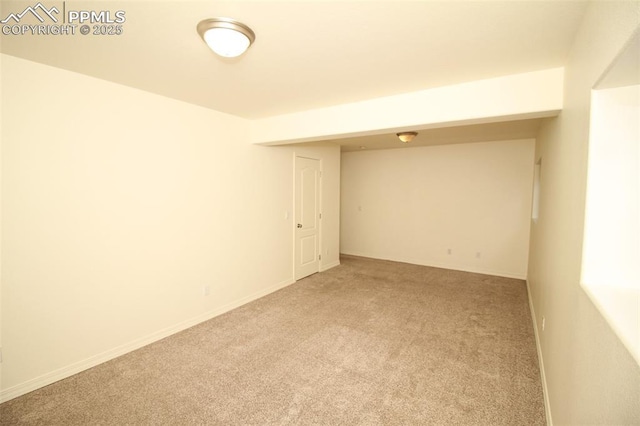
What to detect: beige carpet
<box><xmin>1</xmin><ymin>255</ymin><xmax>545</xmax><ymax>425</ymax></box>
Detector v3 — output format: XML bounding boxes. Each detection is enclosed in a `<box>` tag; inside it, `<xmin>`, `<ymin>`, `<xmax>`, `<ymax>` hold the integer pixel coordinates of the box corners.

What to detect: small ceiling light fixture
<box><xmin>197</xmin><ymin>17</ymin><xmax>255</xmax><ymax>58</ymax></box>
<box><xmin>396</xmin><ymin>131</ymin><xmax>418</xmax><ymax>143</ymax></box>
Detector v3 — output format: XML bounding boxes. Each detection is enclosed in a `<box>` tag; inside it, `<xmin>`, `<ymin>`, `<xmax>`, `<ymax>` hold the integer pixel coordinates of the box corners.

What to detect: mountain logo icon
<box><xmin>1</xmin><ymin>2</ymin><xmax>60</xmax><ymax>24</ymax></box>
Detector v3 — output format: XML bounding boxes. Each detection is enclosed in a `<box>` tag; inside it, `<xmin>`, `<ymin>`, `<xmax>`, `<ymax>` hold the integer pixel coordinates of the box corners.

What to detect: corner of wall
<box><xmin>526</xmin><ymin>279</ymin><xmax>553</xmax><ymax>426</ymax></box>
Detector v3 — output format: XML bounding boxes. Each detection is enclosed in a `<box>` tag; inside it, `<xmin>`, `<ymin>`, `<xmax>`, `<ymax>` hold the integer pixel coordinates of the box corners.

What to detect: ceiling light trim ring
<box><xmin>197</xmin><ymin>17</ymin><xmax>256</xmax><ymax>58</ymax></box>
<box><xmin>396</xmin><ymin>131</ymin><xmax>418</xmax><ymax>143</ymax></box>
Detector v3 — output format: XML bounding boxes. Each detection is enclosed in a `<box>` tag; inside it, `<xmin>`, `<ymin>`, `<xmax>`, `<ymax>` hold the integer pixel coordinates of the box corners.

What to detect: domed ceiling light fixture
<box><xmin>396</xmin><ymin>131</ymin><xmax>418</xmax><ymax>143</ymax></box>
<box><xmin>197</xmin><ymin>18</ymin><xmax>255</xmax><ymax>58</ymax></box>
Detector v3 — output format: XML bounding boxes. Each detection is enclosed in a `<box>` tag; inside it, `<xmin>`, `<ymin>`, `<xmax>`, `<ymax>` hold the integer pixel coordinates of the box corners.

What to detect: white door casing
<box><xmin>294</xmin><ymin>156</ymin><xmax>320</xmax><ymax>280</ymax></box>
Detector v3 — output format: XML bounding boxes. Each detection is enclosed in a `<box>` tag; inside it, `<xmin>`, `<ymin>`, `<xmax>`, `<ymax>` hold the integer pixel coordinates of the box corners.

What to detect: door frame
<box><xmin>293</xmin><ymin>153</ymin><xmax>323</xmax><ymax>281</ymax></box>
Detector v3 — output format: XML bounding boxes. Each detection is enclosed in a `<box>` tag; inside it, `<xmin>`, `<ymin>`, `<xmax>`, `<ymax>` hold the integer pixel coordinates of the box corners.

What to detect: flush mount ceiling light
<box><xmin>197</xmin><ymin>18</ymin><xmax>255</xmax><ymax>58</ymax></box>
<box><xmin>396</xmin><ymin>132</ymin><xmax>418</xmax><ymax>143</ymax></box>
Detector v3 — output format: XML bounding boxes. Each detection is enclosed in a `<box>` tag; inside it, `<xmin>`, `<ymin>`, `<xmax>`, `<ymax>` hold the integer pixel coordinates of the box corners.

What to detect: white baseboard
<box><xmin>0</xmin><ymin>277</ymin><xmax>295</xmax><ymax>403</ymax></box>
<box><xmin>320</xmin><ymin>259</ymin><xmax>340</xmax><ymax>272</ymax></box>
<box><xmin>340</xmin><ymin>251</ymin><xmax>527</xmax><ymax>280</ymax></box>
<box><xmin>526</xmin><ymin>279</ymin><xmax>553</xmax><ymax>426</ymax></box>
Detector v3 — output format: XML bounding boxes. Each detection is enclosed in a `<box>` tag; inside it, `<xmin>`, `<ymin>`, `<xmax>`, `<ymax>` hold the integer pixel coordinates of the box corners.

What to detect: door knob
<box><xmin>297</xmin><ymin>224</ymin><xmax>302</xmax><ymax>228</ymax></box>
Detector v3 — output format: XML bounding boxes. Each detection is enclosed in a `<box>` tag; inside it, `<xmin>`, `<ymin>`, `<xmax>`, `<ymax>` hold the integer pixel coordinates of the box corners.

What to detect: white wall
<box><xmin>582</xmin><ymin>84</ymin><xmax>640</xmax><ymax>365</ymax></box>
<box><xmin>0</xmin><ymin>51</ymin><xmax>3</xmax><ymax>388</ymax></box>
<box><xmin>527</xmin><ymin>1</ymin><xmax>640</xmax><ymax>424</ymax></box>
<box><xmin>341</xmin><ymin>139</ymin><xmax>535</xmax><ymax>279</ymax></box>
<box><xmin>0</xmin><ymin>54</ymin><xmax>340</xmax><ymax>401</ymax></box>
<box><xmin>251</xmin><ymin>68</ymin><xmax>563</xmax><ymax>145</ymax></box>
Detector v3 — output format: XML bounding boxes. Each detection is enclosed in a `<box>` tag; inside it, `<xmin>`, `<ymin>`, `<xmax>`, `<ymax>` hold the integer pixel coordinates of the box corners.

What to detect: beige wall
<box><xmin>251</xmin><ymin>68</ymin><xmax>563</xmax><ymax>145</ymax></box>
<box><xmin>0</xmin><ymin>51</ymin><xmax>3</xmax><ymax>388</ymax></box>
<box><xmin>341</xmin><ymin>139</ymin><xmax>535</xmax><ymax>279</ymax></box>
<box><xmin>0</xmin><ymin>54</ymin><xmax>340</xmax><ymax>400</ymax></box>
<box><xmin>527</xmin><ymin>1</ymin><xmax>640</xmax><ymax>424</ymax></box>
<box><xmin>582</xmin><ymin>83</ymin><xmax>640</xmax><ymax>365</ymax></box>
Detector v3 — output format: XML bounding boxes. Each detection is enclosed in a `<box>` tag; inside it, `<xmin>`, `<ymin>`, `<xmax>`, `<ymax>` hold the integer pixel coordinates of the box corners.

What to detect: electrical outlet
<box><xmin>203</xmin><ymin>285</ymin><xmax>210</xmax><ymax>296</ymax></box>
<box><xmin>542</xmin><ymin>316</ymin><xmax>546</xmax><ymax>331</ymax></box>
<box><xmin>447</xmin><ymin>248</ymin><xmax>452</xmax><ymax>255</ymax></box>
<box><xmin>476</xmin><ymin>252</ymin><xmax>481</xmax><ymax>258</ymax></box>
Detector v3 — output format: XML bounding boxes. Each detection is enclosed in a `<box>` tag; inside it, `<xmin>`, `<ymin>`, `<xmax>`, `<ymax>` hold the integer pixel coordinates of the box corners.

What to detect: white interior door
<box><xmin>294</xmin><ymin>156</ymin><xmax>320</xmax><ymax>280</ymax></box>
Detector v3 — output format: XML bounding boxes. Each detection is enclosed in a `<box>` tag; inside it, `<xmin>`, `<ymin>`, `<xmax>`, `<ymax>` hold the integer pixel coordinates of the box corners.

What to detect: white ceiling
<box><xmin>1</xmin><ymin>0</ymin><xmax>587</xmax><ymax>122</ymax></box>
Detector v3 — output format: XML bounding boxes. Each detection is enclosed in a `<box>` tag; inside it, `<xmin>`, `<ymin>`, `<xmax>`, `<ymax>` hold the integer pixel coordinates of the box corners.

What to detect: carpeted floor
<box><xmin>0</xmin><ymin>255</ymin><xmax>546</xmax><ymax>425</ymax></box>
